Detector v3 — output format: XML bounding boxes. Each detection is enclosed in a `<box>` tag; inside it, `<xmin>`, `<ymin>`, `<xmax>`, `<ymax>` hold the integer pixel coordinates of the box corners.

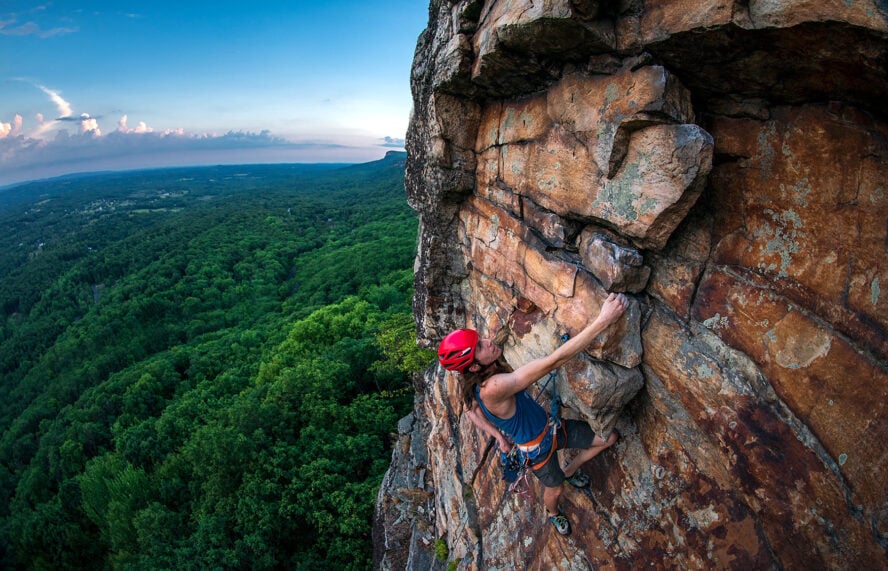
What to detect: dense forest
<box><xmin>0</xmin><ymin>152</ymin><xmax>433</xmax><ymax>569</ymax></box>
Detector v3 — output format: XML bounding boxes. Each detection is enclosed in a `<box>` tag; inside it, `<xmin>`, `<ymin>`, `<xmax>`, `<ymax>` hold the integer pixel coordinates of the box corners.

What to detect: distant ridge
<box><xmin>0</xmin><ymin>153</ymin><xmax>408</xmax><ymax>192</ymax></box>
<box><xmin>0</xmin><ymin>154</ymin><xmax>408</xmax><ymax>211</ymax></box>
<box><xmin>337</xmin><ymin>150</ymin><xmax>407</xmax><ymax>174</ymax></box>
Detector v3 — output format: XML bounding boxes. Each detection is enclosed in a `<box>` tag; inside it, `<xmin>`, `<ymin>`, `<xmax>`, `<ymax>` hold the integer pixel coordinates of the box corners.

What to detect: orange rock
<box><xmin>692</xmin><ymin>267</ymin><xmax>888</xmax><ymax>512</ymax></box>
<box><xmin>386</xmin><ymin>0</ymin><xmax>888</xmax><ymax>568</ymax></box>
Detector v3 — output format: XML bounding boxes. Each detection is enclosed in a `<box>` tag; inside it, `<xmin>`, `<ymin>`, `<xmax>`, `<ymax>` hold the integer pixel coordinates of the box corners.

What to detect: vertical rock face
<box><xmin>378</xmin><ymin>1</ymin><xmax>888</xmax><ymax>569</ymax></box>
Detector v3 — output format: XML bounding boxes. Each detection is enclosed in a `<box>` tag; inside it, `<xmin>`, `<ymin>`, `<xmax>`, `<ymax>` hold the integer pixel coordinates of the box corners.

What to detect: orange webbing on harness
<box><xmin>530</xmin><ymin>429</ymin><xmax>558</xmax><ymax>471</ymax></box>
<box><xmin>517</xmin><ymin>421</ymin><xmax>550</xmax><ymax>452</ymax></box>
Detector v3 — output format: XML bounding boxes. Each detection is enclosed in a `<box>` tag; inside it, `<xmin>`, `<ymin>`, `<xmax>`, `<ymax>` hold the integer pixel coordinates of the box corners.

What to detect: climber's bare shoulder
<box><xmin>477</xmin><ymin>374</ymin><xmax>517</xmax><ymax>417</ymax></box>
<box><xmin>479</xmin><ymin>356</ymin><xmax>554</xmax><ymax>407</ymax></box>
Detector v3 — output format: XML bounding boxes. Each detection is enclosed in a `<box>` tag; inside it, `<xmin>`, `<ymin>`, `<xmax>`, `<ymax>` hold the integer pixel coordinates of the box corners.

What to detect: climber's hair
<box><xmin>458</xmin><ymin>358</ymin><xmax>512</xmax><ymax>408</ymax></box>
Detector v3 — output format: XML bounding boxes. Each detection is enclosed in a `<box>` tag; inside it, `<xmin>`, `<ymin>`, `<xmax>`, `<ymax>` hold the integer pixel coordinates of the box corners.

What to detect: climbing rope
<box><xmin>535</xmin><ymin>333</ymin><xmax>569</xmax><ymax>428</ymax></box>
<box><xmin>507</xmin><ymin>466</ymin><xmax>533</xmax><ymax>500</ymax></box>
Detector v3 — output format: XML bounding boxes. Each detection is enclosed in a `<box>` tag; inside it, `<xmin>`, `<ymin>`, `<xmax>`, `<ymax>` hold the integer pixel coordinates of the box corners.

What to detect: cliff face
<box><xmin>375</xmin><ymin>1</ymin><xmax>888</xmax><ymax>569</ymax></box>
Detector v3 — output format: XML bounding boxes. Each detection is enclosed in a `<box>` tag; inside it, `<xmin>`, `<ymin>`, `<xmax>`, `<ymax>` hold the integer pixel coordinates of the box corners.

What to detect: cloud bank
<box><xmin>0</xmin><ymin>126</ymin><xmax>361</xmax><ymax>187</ymax></box>
<box><xmin>0</xmin><ymin>117</ymin><xmax>405</xmax><ymax>187</ymax></box>
<box><xmin>1</xmin><ymin>82</ymin><xmax>406</xmax><ymax>187</ymax></box>
<box><xmin>381</xmin><ymin>136</ymin><xmax>406</xmax><ymax>148</ymax></box>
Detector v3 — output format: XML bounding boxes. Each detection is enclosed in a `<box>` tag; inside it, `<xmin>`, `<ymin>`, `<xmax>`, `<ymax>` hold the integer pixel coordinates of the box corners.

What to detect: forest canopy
<box><xmin>0</xmin><ymin>153</ymin><xmax>433</xmax><ymax>569</ymax></box>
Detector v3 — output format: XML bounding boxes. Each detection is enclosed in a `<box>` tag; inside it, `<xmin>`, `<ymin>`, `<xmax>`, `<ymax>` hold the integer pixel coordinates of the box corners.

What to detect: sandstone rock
<box><xmin>598</xmin><ymin>123</ymin><xmax>713</xmax><ymax>249</ymax></box>
<box><xmin>647</xmin><ymin>213</ymin><xmax>712</xmax><ymax>319</ymax></box>
<box><xmin>560</xmin><ymin>357</ymin><xmax>645</xmax><ymax>437</ymax></box>
<box><xmin>641</xmin><ymin>307</ymin><xmax>886</xmax><ymax>568</ymax></box>
<box><xmin>692</xmin><ymin>267</ymin><xmax>888</xmax><ymax>514</ymax></box>
<box><xmin>523</xmin><ymin>242</ymin><xmax>578</xmax><ymax>298</ymax></box>
<box><xmin>637</xmin><ymin>22</ymin><xmax>888</xmax><ymax>120</ymax></box>
<box><xmin>406</xmin><ymin>6</ymin><xmax>483</xmax><ymax>342</ymax></box>
<box><xmin>547</xmin><ymin>66</ymin><xmax>696</xmax><ymax>174</ymax></box>
<box><xmin>708</xmin><ymin>105</ymin><xmax>888</xmax><ymax>356</ymax></box>
<box><xmin>480</xmin><ymin>66</ymin><xmax>713</xmax><ymax>250</ymax></box>
<box><xmin>636</xmin><ymin>0</ymin><xmax>736</xmax><ymax>45</ymax></box>
<box><xmin>494</xmin><ymin>122</ymin><xmax>714</xmax><ymax>250</ymax></box>
<box><xmin>460</xmin><ymin>196</ymin><xmax>644</xmax><ymax>368</ymax></box>
<box><xmin>577</xmin><ymin>228</ymin><xmax>651</xmax><ymax>292</ymax></box>
<box><xmin>748</xmin><ymin>0</ymin><xmax>888</xmax><ymax>31</ymax></box>
<box><xmin>385</xmin><ymin>0</ymin><xmax>888</xmax><ymax>568</ymax></box>
<box><xmin>471</xmin><ymin>0</ymin><xmax>615</xmax><ymax>95</ymax></box>
<box><xmin>498</xmin><ymin>126</ymin><xmax>599</xmax><ymax>215</ymax></box>
<box><xmin>373</xmin><ymin>408</ymin><xmax>435</xmax><ymax>570</ymax></box>
<box><xmin>552</xmin><ymin>269</ymin><xmax>644</xmax><ymax>368</ymax></box>
<box><xmin>520</xmin><ymin>199</ymin><xmax>577</xmax><ymax>249</ymax></box>
<box><xmin>476</xmin><ymin>96</ymin><xmax>549</xmax><ymax>150</ymax></box>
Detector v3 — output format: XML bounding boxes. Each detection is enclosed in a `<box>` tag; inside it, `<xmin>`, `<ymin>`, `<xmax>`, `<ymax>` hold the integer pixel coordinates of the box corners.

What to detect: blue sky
<box><xmin>0</xmin><ymin>1</ymin><xmax>428</xmax><ymax>186</ymax></box>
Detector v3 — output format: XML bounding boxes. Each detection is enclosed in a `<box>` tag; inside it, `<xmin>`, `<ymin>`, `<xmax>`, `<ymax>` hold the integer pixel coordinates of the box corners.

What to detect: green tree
<box><xmin>0</xmin><ymin>156</ymin><xmax>415</xmax><ymax>569</ymax></box>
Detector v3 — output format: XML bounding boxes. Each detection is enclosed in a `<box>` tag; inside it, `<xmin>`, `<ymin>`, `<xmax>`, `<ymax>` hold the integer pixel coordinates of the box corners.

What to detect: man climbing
<box><xmin>437</xmin><ymin>293</ymin><xmax>628</xmax><ymax>536</ymax></box>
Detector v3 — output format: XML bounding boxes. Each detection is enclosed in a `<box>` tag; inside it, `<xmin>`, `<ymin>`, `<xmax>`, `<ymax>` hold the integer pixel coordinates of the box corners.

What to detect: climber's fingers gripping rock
<box><xmin>596</xmin><ymin>293</ymin><xmax>628</xmax><ymax>328</ymax></box>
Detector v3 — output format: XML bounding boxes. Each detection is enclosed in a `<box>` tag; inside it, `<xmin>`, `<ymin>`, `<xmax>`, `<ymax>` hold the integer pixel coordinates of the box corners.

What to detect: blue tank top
<box><xmin>475</xmin><ymin>385</ymin><xmax>548</xmax><ymax>444</ymax></box>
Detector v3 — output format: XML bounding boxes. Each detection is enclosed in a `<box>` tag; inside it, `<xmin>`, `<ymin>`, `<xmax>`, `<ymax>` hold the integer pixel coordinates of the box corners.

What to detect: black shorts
<box><xmin>531</xmin><ymin>419</ymin><xmax>596</xmax><ymax>488</ymax></box>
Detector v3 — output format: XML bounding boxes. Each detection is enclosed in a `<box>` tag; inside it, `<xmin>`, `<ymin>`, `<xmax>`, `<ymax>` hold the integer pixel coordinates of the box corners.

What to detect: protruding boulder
<box><xmin>577</xmin><ymin>229</ymin><xmax>651</xmax><ymax>292</ymax></box>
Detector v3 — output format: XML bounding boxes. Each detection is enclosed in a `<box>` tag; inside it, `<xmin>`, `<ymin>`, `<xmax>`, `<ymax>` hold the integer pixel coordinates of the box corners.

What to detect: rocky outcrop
<box><xmin>378</xmin><ymin>1</ymin><xmax>888</xmax><ymax>569</ymax></box>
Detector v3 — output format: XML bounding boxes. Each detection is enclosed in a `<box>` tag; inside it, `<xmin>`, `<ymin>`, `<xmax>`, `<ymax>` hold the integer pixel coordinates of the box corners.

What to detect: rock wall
<box><xmin>375</xmin><ymin>1</ymin><xmax>888</xmax><ymax>569</ymax></box>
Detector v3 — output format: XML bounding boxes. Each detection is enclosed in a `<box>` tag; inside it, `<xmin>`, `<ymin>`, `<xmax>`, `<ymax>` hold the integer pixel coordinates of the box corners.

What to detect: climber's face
<box><xmin>473</xmin><ymin>337</ymin><xmax>501</xmax><ymax>366</ymax></box>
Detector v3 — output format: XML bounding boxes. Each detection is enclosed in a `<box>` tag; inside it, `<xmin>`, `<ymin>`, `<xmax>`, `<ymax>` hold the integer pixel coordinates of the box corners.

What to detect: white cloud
<box><xmin>381</xmin><ymin>136</ymin><xmax>405</xmax><ymax>148</ymax></box>
<box><xmin>36</xmin><ymin>84</ymin><xmax>72</xmax><ymax>118</ymax></box>
<box><xmin>0</xmin><ymin>9</ymin><xmax>78</xmax><ymax>38</ymax></box>
<box><xmin>79</xmin><ymin>113</ymin><xmax>101</xmax><ymax>136</ymax></box>
<box><xmin>0</xmin><ymin>115</ymin><xmax>22</xmax><ymax>139</ymax></box>
<box><xmin>118</xmin><ymin>114</ymin><xmax>153</xmax><ymax>134</ymax></box>
<box><xmin>0</xmin><ymin>19</ymin><xmax>77</xmax><ymax>37</ymax></box>
<box><xmin>32</xmin><ymin>114</ymin><xmax>56</xmax><ymax>138</ymax></box>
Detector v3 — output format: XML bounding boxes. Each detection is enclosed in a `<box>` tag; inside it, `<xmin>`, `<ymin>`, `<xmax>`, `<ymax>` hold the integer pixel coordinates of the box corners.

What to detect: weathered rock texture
<box><xmin>376</xmin><ymin>1</ymin><xmax>888</xmax><ymax>569</ymax></box>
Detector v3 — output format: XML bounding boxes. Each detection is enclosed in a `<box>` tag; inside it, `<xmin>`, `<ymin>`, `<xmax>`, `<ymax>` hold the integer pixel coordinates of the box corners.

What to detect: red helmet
<box><xmin>438</xmin><ymin>329</ymin><xmax>479</xmax><ymax>372</ymax></box>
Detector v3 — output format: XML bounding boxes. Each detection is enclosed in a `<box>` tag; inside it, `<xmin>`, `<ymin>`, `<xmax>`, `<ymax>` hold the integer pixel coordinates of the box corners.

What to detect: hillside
<box><xmin>0</xmin><ymin>152</ymin><xmax>430</xmax><ymax>569</ymax></box>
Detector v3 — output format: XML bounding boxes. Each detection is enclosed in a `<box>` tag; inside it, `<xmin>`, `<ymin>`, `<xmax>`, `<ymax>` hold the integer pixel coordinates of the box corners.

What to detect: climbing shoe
<box><xmin>565</xmin><ymin>471</ymin><xmax>590</xmax><ymax>489</ymax></box>
<box><xmin>549</xmin><ymin>513</ymin><xmax>572</xmax><ymax>536</ymax></box>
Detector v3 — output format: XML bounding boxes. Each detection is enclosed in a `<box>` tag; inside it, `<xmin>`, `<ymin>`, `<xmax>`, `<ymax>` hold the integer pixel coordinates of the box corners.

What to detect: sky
<box><xmin>0</xmin><ymin>1</ymin><xmax>429</xmax><ymax>186</ymax></box>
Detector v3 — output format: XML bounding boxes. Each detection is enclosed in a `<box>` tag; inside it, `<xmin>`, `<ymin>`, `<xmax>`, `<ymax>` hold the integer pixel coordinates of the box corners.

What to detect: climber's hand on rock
<box><xmin>596</xmin><ymin>293</ymin><xmax>628</xmax><ymax>327</ymax></box>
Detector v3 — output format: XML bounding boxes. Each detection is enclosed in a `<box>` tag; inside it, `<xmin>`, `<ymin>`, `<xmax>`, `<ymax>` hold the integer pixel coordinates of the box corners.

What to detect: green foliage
<box><xmin>372</xmin><ymin>312</ymin><xmax>437</xmax><ymax>375</ymax></box>
<box><xmin>0</xmin><ymin>155</ymin><xmax>418</xmax><ymax>569</ymax></box>
<box><xmin>435</xmin><ymin>538</ymin><xmax>449</xmax><ymax>562</ymax></box>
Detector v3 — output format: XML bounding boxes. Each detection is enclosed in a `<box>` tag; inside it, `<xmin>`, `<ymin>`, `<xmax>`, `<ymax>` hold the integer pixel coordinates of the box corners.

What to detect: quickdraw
<box><xmin>508</xmin><ymin>466</ymin><xmax>533</xmax><ymax>499</ymax></box>
<box><xmin>499</xmin><ymin>448</ymin><xmax>523</xmax><ymax>483</ymax></box>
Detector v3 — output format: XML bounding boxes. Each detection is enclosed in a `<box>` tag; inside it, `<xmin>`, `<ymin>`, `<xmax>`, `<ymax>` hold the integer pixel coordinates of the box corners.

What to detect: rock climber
<box><xmin>437</xmin><ymin>293</ymin><xmax>628</xmax><ymax>536</ymax></box>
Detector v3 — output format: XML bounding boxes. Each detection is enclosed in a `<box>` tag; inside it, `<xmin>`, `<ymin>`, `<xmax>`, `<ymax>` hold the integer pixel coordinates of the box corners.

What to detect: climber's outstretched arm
<box><xmin>482</xmin><ymin>293</ymin><xmax>628</xmax><ymax>405</ymax></box>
